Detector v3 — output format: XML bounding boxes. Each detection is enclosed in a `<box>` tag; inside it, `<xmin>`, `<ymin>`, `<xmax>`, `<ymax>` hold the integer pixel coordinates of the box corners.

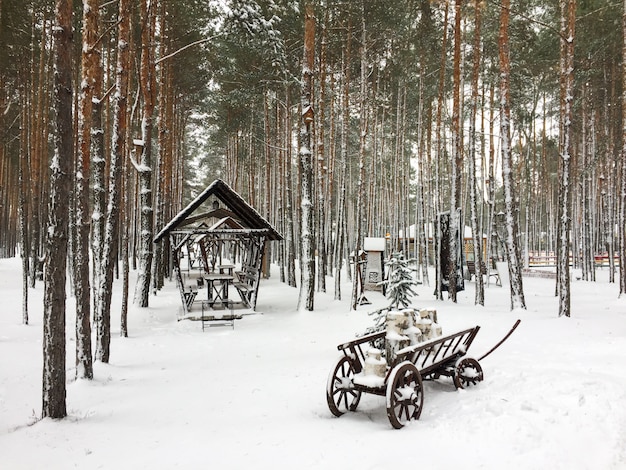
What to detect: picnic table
<box><xmin>204</xmin><ymin>273</ymin><xmax>234</xmax><ymax>306</ymax></box>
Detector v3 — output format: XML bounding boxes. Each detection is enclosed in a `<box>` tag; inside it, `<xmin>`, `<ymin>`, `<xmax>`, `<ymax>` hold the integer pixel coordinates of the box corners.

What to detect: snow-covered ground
<box><xmin>1</xmin><ymin>256</ymin><xmax>625</xmax><ymax>469</ymax></box>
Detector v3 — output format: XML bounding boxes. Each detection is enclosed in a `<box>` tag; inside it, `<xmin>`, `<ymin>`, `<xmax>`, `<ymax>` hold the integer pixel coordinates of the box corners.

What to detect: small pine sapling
<box><xmin>360</xmin><ymin>252</ymin><xmax>419</xmax><ymax>348</ymax></box>
<box><xmin>380</xmin><ymin>252</ymin><xmax>418</xmax><ymax>310</ymax></box>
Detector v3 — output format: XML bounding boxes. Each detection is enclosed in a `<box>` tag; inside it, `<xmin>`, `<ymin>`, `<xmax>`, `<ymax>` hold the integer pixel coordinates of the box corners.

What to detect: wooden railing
<box><xmin>526</xmin><ymin>251</ymin><xmax>620</xmax><ymax>268</ymax></box>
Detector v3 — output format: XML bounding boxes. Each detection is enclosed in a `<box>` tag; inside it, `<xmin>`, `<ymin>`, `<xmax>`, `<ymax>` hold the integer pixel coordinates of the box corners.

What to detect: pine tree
<box><xmin>499</xmin><ymin>0</ymin><xmax>526</xmax><ymax>311</ymax></box>
<box><xmin>95</xmin><ymin>0</ymin><xmax>131</xmax><ymax>362</ymax></box>
<box><xmin>43</xmin><ymin>0</ymin><xmax>73</xmax><ymax>419</ymax></box>
<box><xmin>297</xmin><ymin>2</ymin><xmax>315</xmax><ymax>311</ymax></box>
<box><xmin>618</xmin><ymin>0</ymin><xmax>626</xmax><ymax>296</ymax></box>
<box><xmin>74</xmin><ymin>0</ymin><xmax>98</xmax><ymax>380</ymax></box>
<box><xmin>468</xmin><ymin>0</ymin><xmax>485</xmax><ymax>306</ymax></box>
<box><xmin>557</xmin><ymin>0</ymin><xmax>575</xmax><ymax>317</ymax></box>
<box><xmin>381</xmin><ymin>252</ymin><xmax>418</xmax><ymax>310</ymax></box>
<box><xmin>133</xmin><ymin>0</ymin><xmax>156</xmax><ymax>308</ymax></box>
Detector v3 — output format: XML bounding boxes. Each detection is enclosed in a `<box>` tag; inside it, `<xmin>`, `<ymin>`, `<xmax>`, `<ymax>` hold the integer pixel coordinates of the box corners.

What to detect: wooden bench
<box><xmin>232</xmin><ymin>281</ymin><xmax>253</xmax><ymax>308</ymax></box>
<box><xmin>201</xmin><ymin>301</ymin><xmax>242</xmax><ymax>330</ymax></box>
<box><xmin>522</xmin><ymin>268</ymin><xmax>556</xmax><ymax>279</ymax></box>
<box><xmin>232</xmin><ymin>266</ymin><xmax>258</xmax><ymax>308</ymax></box>
<box><xmin>466</xmin><ymin>260</ymin><xmax>501</xmax><ymax>286</ymax></box>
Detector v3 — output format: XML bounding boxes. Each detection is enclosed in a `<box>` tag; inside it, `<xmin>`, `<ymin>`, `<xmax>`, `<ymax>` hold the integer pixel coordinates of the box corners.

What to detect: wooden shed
<box><xmin>154</xmin><ymin>179</ymin><xmax>282</xmax><ymax>314</ymax></box>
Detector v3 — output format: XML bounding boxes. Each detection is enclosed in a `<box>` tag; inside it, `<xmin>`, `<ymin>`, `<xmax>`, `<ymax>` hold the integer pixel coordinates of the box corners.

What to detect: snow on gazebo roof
<box><xmin>153</xmin><ymin>179</ymin><xmax>283</xmax><ymax>243</ymax></box>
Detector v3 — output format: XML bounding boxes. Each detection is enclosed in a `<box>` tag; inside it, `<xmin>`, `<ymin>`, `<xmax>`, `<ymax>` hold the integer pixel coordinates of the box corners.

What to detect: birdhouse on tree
<box><xmin>302</xmin><ymin>105</ymin><xmax>314</xmax><ymax>124</ymax></box>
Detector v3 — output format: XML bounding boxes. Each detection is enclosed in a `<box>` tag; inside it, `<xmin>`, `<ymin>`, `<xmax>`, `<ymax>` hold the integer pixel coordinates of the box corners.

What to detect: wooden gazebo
<box><xmin>154</xmin><ymin>179</ymin><xmax>282</xmax><ymax>314</ymax></box>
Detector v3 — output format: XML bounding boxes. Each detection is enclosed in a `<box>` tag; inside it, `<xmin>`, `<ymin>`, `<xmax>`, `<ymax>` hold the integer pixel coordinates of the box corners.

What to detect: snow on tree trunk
<box><xmin>434</xmin><ymin>3</ymin><xmax>449</xmax><ymax>301</ymax></box>
<box><xmin>557</xmin><ymin>0</ymin><xmax>575</xmax><ymax>317</ymax></box>
<box><xmin>499</xmin><ymin>0</ymin><xmax>526</xmax><ymax>311</ymax></box>
<box><xmin>297</xmin><ymin>2</ymin><xmax>315</xmax><ymax>312</ymax></box>
<box><xmin>18</xmin><ymin>104</ymin><xmax>29</xmax><ymax>325</ymax></box>
<box><xmin>134</xmin><ymin>0</ymin><xmax>156</xmax><ymax>308</ymax></box>
<box><xmin>448</xmin><ymin>0</ymin><xmax>462</xmax><ymax>303</ymax></box>
<box><xmin>43</xmin><ymin>0</ymin><xmax>72</xmax><ymax>419</ymax></box>
<box><xmin>151</xmin><ymin>8</ymin><xmax>171</xmax><ymax>294</ymax></box>
<box><xmin>334</xmin><ymin>23</ymin><xmax>351</xmax><ymax>302</ymax></box>
<box><xmin>620</xmin><ymin>0</ymin><xmax>626</xmax><ymax>296</ymax></box>
<box><xmin>74</xmin><ymin>0</ymin><xmax>98</xmax><ymax>379</ymax></box>
<box><xmin>95</xmin><ymin>0</ymin><xmax>130</xmax><ymax>362</ymax></box>
<box><xmin>120</xmin><ymin>6</ymin><xmax>132</xmax><ymax>336</ymax></box>
<box><xmin>351</xmin><ymin>3</ymin><xmax>368</xmax><ymax>311</ymax></box>
<box><xmin>316</xmin><ymin>11</ymin><xmax>328</xmax><ymax>294</ymax></box>
<box><xmin>469</xmin><ymin>0</ymin><xmax>484</xmax><ymax>306</ymax></box>
<box><xmin>284</xmin><ymin>90</ymin><xmax>297</xmax><ymax>289</ymax></box>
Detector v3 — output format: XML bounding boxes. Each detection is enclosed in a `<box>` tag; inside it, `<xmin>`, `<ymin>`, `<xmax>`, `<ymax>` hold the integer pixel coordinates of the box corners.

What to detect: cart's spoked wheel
<box><xmin>386</xmin><ymin>361</ymin><xmax>424</xmax><ymax>429</ymax></box>
<box><xmin>453</xmin><ymin>357</ymin><xmax>484</xmax><ymax>389</ymax></box>
<box><xmin>326</xmin><ymin>356</ymin><xmax>362</xmax><ymax>417</ymax></box>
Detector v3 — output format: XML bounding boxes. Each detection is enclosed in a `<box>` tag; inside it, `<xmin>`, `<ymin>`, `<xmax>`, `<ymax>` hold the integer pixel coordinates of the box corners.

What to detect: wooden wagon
<box><xmin>326</xmin><ymin>321</ymin><xmax>519</xmax><ymax>429</ymax></box>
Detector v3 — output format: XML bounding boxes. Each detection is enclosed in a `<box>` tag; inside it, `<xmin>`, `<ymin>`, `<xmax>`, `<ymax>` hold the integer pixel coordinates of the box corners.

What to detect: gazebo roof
<box><xmin>153</xmin><ymin>179</ymin><xmax>283</xmax><ymax>243</ymax></box>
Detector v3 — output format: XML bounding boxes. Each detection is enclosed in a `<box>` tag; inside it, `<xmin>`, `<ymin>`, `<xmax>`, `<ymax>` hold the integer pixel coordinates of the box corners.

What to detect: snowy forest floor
<box><xmin>1</xmin><ymin>256</ymin><xmax>626</xmax><ymax>470</ymax></box>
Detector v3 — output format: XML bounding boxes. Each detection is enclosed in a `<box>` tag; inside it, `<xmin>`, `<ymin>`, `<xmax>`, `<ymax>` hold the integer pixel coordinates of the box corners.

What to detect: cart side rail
<box><xmin>393</xmin><ymin>326</ymin><xmax>480</xmax><ymax>372</ymax></box>
<box><xmin>337</xmin><ymin>331</ymin><xmax>386</xmax><ymax>373</ymax></box>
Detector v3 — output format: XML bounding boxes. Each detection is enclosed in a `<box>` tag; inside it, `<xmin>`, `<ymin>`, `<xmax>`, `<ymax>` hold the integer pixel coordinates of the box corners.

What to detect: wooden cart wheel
<box><xmin>326</xmin><ymin>356</ymin><xmax>362</xmax><ymax>417</ymax></box>
<box><xmin>385</xmin><ymin>361</ymin><xmax>424</xmax><ymax>429</ymax></box>
<box><xmin>453</xmin><ymin>357</ymin><xmax>484</xmax><ymax>389</ymax></box>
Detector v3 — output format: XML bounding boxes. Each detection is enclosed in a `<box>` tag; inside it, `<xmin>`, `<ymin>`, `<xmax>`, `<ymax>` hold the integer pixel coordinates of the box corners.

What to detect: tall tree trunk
<box><xmin>19</xmin><ymin>92</ymin><xmax>30</xmax><ymax>324</ymax></box>
<box><xmin>95</xmin><ymin>0</ymin><xmax>131</xmax><ymax>361</ymax></box>
<box><xmin>263</xmin><ymin>88</ymin><xmax>272</xmax><ymax>279</ymax></box>
<box><xmin>416</xmin><ymin>75</ymin><xmax>430</xmax><ymax>286</ymax></box>
<box><xmin>448</xmin><ymin>0</ymin><xmax>463</xmax><ymax>303</ymax></box>
<box><xmin>434</xmin><ymin>2</ymin><xmax>449</xmax><ymax>301</ymax></box>
<box><xmin>620</xmin><ymin>0</ymin><xmax>626</xmax><ymax>295</ymax></box>
<box><xmin>499</xmin><ymin>0</ymin><xmax>526</xmax><ymax>310</ymax></box>
<box><xmin>297</xmin><ymin>2</ymin><xmax>315</xmax><ymax>311</ymax></box>
<box><xmin>487</xmin><ymin>82</ymin><xmax>497</xmax><ymax>265</ymax></box>
<box><xmin>43</xmin><ymin>0</ymin><xmax>72</xmax><ymax>419</ymax></box>
<box><xmin>469</xmin><ymin>0</ymin><xmax>485</xmax><ymax>305</ymax></box>
<box><xmin>351</xmin><ymin>2</ymin><xmax>368</xmax><ymax>310</ymax></box>
<box><xmin>334</xmin><ymin>22</ymin><xmax>351</xmax><ymax>301</ymax></box>
<box><xmin>151</xmin><ymin>1</ymin><xmax>169</xmax><ymax>294</ymax></box>
<box><xmin>134</xmin><ymin>0</ymin><xmax>156</xmax><ymax>307</ymax></box>
<box><xmin>316</xmin><ymin>10</ymin><xmax>328</xmax><ymax>293</ymax></box>
<box><xmin>74</xmin><ymin>0</ymin><xmax>98</xmax><ymax>380</ymax></box>
<box><xmin>284</xmin><ymin>89</ymin><xmax>297</xmax><ymax>288</ymax></box>
<box><xmin>557</xmin><ymin>0</ymin><xmax>575</xmax><ymax>316</ymax></box>
<box><xmin>90</xmin><ymin>11</ymin><xmax>105</xmax><ymax>317</ymax></box>
<box><xmin>30</xmin><ymin>9</ymin><xmax>50</xmax><ymax>289</ymax></box>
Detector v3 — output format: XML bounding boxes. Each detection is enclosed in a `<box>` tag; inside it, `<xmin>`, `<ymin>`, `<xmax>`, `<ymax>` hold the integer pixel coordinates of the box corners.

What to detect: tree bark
<box><xmin>351</xmin><ymin>1</ymin><xmax>368</xmax><ymax>310</ymax></box>
<box><xmin>469</xmin><ymin>0</ymin><xmax>485</xmax><ymax>305</ymax></box>
<box><xmin>618</xmin><ymin>0</ymin><xmax>626</xmax><ymax>297</ymax></box>
<box><xmin>297</xmin><ymin>2</ymin><xmax>315</xmax><ymax>311</ymax></box>
<box><xmin>19</xmin><ymin>92</ymin><xmax>30</xmax><ymax>324</ymax></box>
<box><xmin>134</xmin><ymin>0</ymin><xmax>156</xmax><ymax>308</ymax></box>
<box><xmin>74</xmin><ymin>0</ymin><xmax>98</xmax><ymax>380</ymax></box>
<box><xmin>95</xmin><ymin>0</ymin><xmax>131</xmax><ymax>361</ymax></box>
<box><xmin>557</xmin><ymin>0</ymin><xmax>575</xmax><ymax>316</ymax></box>
<box><xmin>316</xmin><ymin>10</ymin><xmax>328</xmax><ymax>293</ymax></box>
<box><xmin>43</xmin><ymin>0</ymin><xmax>72</xmax><ymax>419</ymax></box>
<box><xmin>620</xmin><ymin>0</ymin><xmax>626</xmax><ymax>295</ymax></box>
<box><xmin>448</xmin><ymin>0</ymin><xmax>462</xmax><ymax>303</ymax></box>
<box><xmin>499</xmin><ymin>0</ymin><xmax>526</xmax><ymax>310</ymax></box>
<box><xmin>284</xmin><ymin>89</ymin><xmax>297</xmax><ymax>288</ymax></box>
<box><xmin>434</xmin><ymin>2</ymin><xmax>449</xmax><ymax>301</ymax></box>
<box><xmin>334</xmin><ymin>22</ymin><xmax>351</xmax><ymax>301</ymax></box>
